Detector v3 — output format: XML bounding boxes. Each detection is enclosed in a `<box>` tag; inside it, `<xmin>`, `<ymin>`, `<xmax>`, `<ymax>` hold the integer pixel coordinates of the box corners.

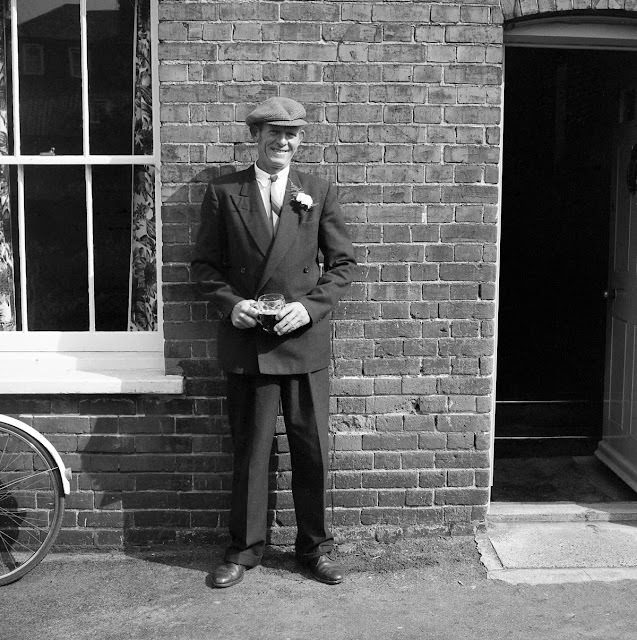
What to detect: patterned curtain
<box><xmin>128</xmin><ymin>0</ymin><xmax>156</xmax><ymax>331</ymax></box>
<box><xmin>0</xmin><ymin>2</ymin><xmax>15</xmax><ymax>331</ymax></box>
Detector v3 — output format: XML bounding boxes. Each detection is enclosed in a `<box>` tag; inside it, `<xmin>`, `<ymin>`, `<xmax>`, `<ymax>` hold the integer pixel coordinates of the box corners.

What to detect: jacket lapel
<box><xmin>255</xmin><ymin>168</ymin><xmax>302</xmax><ymax>293</ymax></box>
<box><xmin>229</xmin><ymin>166</ymin><xmax>272</xmax><ymax>257</ymax></box>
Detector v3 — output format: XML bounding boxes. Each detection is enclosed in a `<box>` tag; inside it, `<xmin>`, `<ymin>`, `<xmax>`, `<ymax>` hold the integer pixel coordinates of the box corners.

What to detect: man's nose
<box><xmin>273</xmin><ymin>132</ymin><xmax>287</xmax><ymax>146</ymax></box>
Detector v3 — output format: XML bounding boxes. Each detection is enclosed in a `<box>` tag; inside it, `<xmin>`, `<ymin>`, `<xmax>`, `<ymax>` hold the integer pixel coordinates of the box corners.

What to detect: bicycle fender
<box><xmin>0</xmin><ymin>414</ymin><xmax>71</xmax><ymax>495</ymax></box>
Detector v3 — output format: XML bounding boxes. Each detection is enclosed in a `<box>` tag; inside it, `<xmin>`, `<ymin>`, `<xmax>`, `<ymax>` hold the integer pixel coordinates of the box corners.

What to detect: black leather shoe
<box><xmin>211</xmin><ymin>562</ymin><xmax>246</xmax><ymax>588</ymax></box>
<box><xmin>303</xmin><ymin>555</ymin><xmax>345</xmax><ymax>585</ymax></box>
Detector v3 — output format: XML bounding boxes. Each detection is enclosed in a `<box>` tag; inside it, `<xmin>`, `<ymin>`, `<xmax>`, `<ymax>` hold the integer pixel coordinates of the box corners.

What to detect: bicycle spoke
<box><xmin>0</xmin><ymin>468</ymin><xmax>58</xmax><ymax>492</ymax></box>
<box><xmin>0</xmin><ymin>457</ymin><xmax>21</xmax><ymax>475</ymax></box>
<box><xmin>0</xmin><ymin>546</ymin><xmax>19</xmax><ymax>573</ymax></box>
<box><xmin>0</xmin><ymin>529</ymin><xmax>15</xmax><ymax>553</ymax></box>
<box><xmin>0</xmin><ymin>511</ymin><xmax>50</xmax><ymax>537</ymax></box>
<box><xmin>0</xmin><ymin>422</ymin><xmax>65</xmax><ymax>585</ymax></box>
<box><xmin>0</xmin><ymin>528</ymin><xmax>35</xmax><ymax>558</ymax></box>
<box><xmin>0</xmin><ymin>528</ymin><xmax>40</xmax><ymax>559</ymax></box>
<box><xmin>0</xmin><ymin>507</ymin><xmax>50</xmax><ymax>538</ymax></box>
<box><xmin>0</xmin><ymin>451</ymin><xmax>34</xmax><ymax>475</ymax></box>
<box><xmin>0</xmin><ymin>520</ymin><xmax>46</xmax><ymax>550</ymax></box>
<box><xmin>0</xmin><ymin>431</ymin><xmax>13</xmax><ymax>470</ymax></box>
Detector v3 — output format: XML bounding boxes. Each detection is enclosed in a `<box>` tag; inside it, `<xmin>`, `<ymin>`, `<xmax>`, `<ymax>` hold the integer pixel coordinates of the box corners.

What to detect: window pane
<box><xmin>87</xmin><ymin>0</ymin><xmax>134</xmax><ymax>155</ymax></box>
<box><xmin>0</xmin><ymin>166</ymin><xmax>18</xmax><ymax>330</ymax></box>
<box><xmin>0</xmin><ymin>7</ymin><xmax>14</xmax><ymax>156</ymax></box>
<box><xmin>131</xmin><ymin>0</ymin><xmax>153</xmax><ymax>156</ymax></box>
<box><xmin>24</xmin><ymin>166</ymin><xmax>88</xmax><ymax>330</ymax></box>
<box><xmin>93</xmin><ymin>165</ymin><xmax>131</xmax><ymax>331</ymax></box>
<box><xmin>0</xmin><ymin>8</ymin><xmax>17</xmax><ymax>330</ymax></box>
<box><xmin>18</xmin><ymin>1</ymin><xmax>82</xmax><ymax>155</ymax></box>
<box><xmin>129</xmin><ymin>164</ymin><xmax>157</xmax><ymax>331</ymax></box>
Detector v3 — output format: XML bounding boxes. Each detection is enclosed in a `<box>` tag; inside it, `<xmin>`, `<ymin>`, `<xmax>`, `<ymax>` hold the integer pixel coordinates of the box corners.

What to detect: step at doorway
<box><xmin>491</xmin><ymin>455</ymin><xmax>637</xmax><ymax>503</ymax></box>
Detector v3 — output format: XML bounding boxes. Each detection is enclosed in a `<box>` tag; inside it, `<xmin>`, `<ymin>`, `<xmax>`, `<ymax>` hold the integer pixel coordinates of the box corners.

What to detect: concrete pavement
<box><xmin>2</xmin><ymin>533</ymin><xmax>637</xmax><ymax>640</ymax></box>
<box><xmin>479</xmin><ymin>501</ymin><xmax>637</xmax><ymax>584</ymax></box>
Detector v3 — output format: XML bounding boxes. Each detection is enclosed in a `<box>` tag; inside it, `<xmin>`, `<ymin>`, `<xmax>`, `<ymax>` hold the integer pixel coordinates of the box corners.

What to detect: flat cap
<box><xmin>246</xmin><ymin>97</ymin><xmax>307</xmax><ymax>127</ymax></box>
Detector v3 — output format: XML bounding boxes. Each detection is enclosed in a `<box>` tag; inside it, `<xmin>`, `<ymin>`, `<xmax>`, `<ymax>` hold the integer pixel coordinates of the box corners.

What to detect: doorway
<box><xmin>493</xmin><ymin>45</ymin><xmax>637</xmax><ymax>502</ymax></box>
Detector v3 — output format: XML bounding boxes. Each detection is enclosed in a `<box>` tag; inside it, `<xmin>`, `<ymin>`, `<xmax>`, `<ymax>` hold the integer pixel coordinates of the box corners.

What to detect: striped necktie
<box><xmin>269</xmin><ymin>174</ymin><xmax>280</xmax><ymax>232</ymax></box>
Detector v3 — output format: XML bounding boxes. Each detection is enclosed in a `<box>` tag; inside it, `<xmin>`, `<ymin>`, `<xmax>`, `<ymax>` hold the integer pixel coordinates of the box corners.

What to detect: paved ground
<box><xmin>2</xmin><ymin>535</ymin><xmax>637</xmax><ymax>640</ymax></box>
<box><xmin>482</xmin><ymin>501</ymin><xmax>637</xmax><ymax>584</ymax></box>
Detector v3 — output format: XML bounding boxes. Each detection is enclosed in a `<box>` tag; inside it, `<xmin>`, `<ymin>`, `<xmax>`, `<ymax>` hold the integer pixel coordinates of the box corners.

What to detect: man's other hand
<box><xmin>274</xmin><ymin>302</ymin><xmax>310</xmax><ymax>336</ymax></box>
<box><xmin>231</xmin><ymin>299</ymin><xmax>258</xmax><ymax>329</ymax></box>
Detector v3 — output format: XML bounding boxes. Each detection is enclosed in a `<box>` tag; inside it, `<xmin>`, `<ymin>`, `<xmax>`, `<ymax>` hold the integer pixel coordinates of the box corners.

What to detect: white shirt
<box><xmin>254</xmin><ymin>163</ymin><xmax>289</xmax><ymax>231</ymax></box>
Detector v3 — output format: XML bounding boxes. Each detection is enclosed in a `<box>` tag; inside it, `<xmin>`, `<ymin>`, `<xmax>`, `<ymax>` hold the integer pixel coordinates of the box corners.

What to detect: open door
<box><xmin>597</xmin><ymin>93</ymin><xmax>637</xmax><ymax>491</ymax></box>
<box><xmin>495</xmin><ymin>48</ymin><xmax>614</xmax><ymax>459</ymax></box>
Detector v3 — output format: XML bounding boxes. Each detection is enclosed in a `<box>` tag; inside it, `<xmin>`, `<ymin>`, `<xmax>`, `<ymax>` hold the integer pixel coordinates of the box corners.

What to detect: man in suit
<box><xmin>192</xmin><ymin>97</ymin><xmax>356</xmax><ymax>588</ymax></box>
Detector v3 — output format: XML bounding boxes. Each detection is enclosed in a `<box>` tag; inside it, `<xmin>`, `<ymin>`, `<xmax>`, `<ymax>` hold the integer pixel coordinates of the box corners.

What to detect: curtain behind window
<box><xmin>128</xmin><ymin>0</ymin><xmax>156</xmax><ymax>331</ymax></box>
<box><xmin>0</xmin><ymin>5</ymin><xmax>15</xmax><ymax>331</ymax></box>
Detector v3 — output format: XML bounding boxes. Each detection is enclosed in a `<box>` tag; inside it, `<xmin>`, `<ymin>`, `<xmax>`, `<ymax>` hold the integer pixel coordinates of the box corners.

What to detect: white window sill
<box><xmin>0</xmin><ymin>352</ymin><xmax>184</xmax><ymax>394</ymax></box>
<box><xmin>0</xmin><ymin>370</ymin><xmax>184</xmax><ymax>394</ymax></box>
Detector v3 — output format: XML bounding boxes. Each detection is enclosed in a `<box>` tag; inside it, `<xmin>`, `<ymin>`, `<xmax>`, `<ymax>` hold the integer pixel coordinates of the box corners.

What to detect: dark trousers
<box><xmin>224</xmin><ymin>368</ymin><xmax>333</xmax><ymax>567</ymax></box>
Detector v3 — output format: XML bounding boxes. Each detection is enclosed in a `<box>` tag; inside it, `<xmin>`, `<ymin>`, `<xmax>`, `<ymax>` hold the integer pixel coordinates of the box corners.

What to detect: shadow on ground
<box><xmin>3</xmin><ymin>537</ymin><xmax>637</xmax><ymax>640</ymax></box>
<box><xmin>492</xmin><ymin>455</ymin><xmax>637</xmax><ymax>503</ymax></box>
<box><xmin>121</xmin><ymin>536</ymin><xmax>479</xmax><ymax>584</ymax></box>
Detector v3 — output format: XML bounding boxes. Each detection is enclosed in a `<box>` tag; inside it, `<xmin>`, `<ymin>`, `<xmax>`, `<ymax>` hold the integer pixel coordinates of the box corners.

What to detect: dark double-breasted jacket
<box><xmin>192</xmin><ymin>165</ymin><xmax>356</xmax><ymax>375</ymax></box>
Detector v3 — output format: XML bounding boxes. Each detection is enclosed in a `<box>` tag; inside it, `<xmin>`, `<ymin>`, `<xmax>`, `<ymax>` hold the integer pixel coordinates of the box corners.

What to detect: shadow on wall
<box><xmin>76</xmin><ymin>401</ymin><xmax>297</xmax><ymax>564</ymax></box>
<box><xmin>76</xmin><ymin>400</ymin><xmax>229</xmax><ymax>549</ymax></box>
<box><xmin>73</xmin><ymin>160</ymin><xmax>333</xmax><ymax>562</ymax></box>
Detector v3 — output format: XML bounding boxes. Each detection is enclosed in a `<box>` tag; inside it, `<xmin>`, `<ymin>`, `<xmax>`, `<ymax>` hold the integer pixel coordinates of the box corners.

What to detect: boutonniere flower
<box><xmin>290</xmin><ymin>189</ymin><xmax>315</xmax><ymax>214</ymax></box>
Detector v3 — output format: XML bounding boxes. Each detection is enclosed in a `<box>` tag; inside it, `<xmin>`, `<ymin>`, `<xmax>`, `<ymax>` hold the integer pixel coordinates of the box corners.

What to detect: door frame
<box><xmin>490</xmin><ymin>16</ymin><xmax>637</xmax><ymax>503</ymax></box>
<box><xmin>505</xmin><ymin>16</ymin><xmax>637</xmax><ymax>51</ymax></box>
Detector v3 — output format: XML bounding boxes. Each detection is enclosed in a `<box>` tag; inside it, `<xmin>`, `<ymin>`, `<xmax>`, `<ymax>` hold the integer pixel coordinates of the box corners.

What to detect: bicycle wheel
<box><xmin>0</xmin><ymin>422</ymin><xmax>65</xmax><ymax>586</ymax></box>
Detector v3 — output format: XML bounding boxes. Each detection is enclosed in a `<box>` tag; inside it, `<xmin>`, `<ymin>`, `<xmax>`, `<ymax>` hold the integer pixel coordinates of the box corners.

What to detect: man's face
<box><xmin>254</xmin><ymin>124</ymin><xmax>304</xmax><ymax>174</ymax></box>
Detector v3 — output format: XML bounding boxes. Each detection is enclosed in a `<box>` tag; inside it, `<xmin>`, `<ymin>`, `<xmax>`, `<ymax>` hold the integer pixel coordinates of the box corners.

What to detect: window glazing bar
<box><xmin>80</xmin><ymin>0</ymin><xmax>90</xmax><ymax>156</ymax></box>
<box><xmin>150</xmin><ymin>0</ymin><xmax>164</xmax><ymax>331</ymax></box>
<box><xmin>85</xmin><ymin>164</ymin><xmax>95</xmax><ymax>331</ymax></box>
<box><xmin>80</xmin><ymin>0</ymin><xmax>96</xmax><ymax>330</ymax></box>
<box><xmin>9</xmin><ymin>0</ymin><xmax>18</xmax><ymax>156</ymax></box>
<box><xmin>16</xmin><ymin>165</ymin><xmax>26</xmax><ymax>331</ymax></box>
<box><xmin>10</xmin><ymin>0</ymin><xmax>26</xmax><ymax>330</ymax></box>
<box><xmin>0</xmin><ymin>155</ymin><xmax>156</xmax><ymax>165</ymax></box>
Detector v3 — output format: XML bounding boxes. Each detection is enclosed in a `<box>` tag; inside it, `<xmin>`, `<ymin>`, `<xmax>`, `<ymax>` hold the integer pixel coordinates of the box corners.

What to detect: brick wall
<box><xmin>160</xmin><ymin>0</ymin><xmax>504</xmax><ymax>542</ymax></box>
<box><xmin>9</xmin><ymin>1</ymin><xmax>633</xmax><ymax>549</ymax></box>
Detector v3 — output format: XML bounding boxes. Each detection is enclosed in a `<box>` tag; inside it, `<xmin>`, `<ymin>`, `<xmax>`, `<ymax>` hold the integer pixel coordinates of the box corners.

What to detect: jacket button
<box><xmin>240</xmin><ymin>267</ymin><xmax>246</xmax><ymax>274</ymax></box>
<box><xmin>303</xmin><ymin>267</ymin><xmax>309</xmax><ymax>273</ymax></box>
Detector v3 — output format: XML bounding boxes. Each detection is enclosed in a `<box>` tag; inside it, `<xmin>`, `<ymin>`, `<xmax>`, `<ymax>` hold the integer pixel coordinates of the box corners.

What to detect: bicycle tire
<box><xmin>0</xmin><ymin>422</ymin><xmax>65</xmax><ymax>586</ymax></box>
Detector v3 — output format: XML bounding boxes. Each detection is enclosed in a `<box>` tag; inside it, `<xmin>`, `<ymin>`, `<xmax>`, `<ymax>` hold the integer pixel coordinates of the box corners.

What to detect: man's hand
<box><xmin>274</xmin><ymin>302</ymin><xmax>310</xmax><ymax>336</ymax></box>
<box><xmin>231</xmin><ymin>299</ymin><xmax>258</xmax><ymax>329</ymax></box>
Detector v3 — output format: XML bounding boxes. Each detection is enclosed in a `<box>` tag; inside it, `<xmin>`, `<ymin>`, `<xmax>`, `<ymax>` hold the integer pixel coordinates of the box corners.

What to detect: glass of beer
<box><xmin>257</xmin><ymin>293</ymin><xmax>285</xmax><ymax>333</ymax></box>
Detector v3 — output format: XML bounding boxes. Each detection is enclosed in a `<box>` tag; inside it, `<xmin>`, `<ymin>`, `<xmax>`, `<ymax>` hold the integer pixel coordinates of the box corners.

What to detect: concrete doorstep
<box><xmin>478</xmin><ymin>501</ymin><xmax>637</xmax><ymax>585</ymax></box>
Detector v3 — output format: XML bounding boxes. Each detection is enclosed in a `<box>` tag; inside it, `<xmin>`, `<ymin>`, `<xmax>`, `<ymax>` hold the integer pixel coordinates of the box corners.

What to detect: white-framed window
<box><xmin>0</xmin><ymin>0</ymin><xmax>182</xmax><ymax>393</ymax></box>
<box><xmin>20</xmin><ymin>43</ymin><xmax>43</xmax><ymax>75</ymax></box>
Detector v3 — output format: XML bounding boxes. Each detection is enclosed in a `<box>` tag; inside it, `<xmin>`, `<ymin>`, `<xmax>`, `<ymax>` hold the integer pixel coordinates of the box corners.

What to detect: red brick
<box><xmin>332</xmin><ymin>490</ymin><xmax>377</xmax><ymax>508</ymax></box>
<box><xmin>363</xmin><ymin>433</ymin><xmax>419</xmax><ymax>450</ymax></box>
<box><xmin>374</xmin><ymin>453</ymin><xmax>402</xmax><ymax>470</ymax></box>
<box><xmin>379</xmin><ymin>490</ymin><xmax>407</xmax><ymax>507</ymax></box>
<box><xmin>369</xmin><ymin>44</ymin><xmax>428</xmax><ymax>63</ymax></box>
<box><xmin>159</xmin><ymin>5</ymin><xmax>218</xmax><ymax>20</ymax></box>
<box><xmin>362</xmin><ymin>471</ymin><xmax>418</xmax><ymax>489</ymax></box>
<box><xmin>434</xmin><ymin>488</ymin><xmax>490</xmax><ymax>505</ymax></box>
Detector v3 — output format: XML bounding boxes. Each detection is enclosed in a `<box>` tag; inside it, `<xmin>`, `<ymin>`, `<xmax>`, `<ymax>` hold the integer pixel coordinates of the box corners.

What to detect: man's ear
<box><xmin>298</xmin><ymin>129</ymin><xmax>305</xmax><ymax>143</ymax></box>
<box><xmin>249</xmin><ymin>124</ymin><xmax>261</xmax><ymax>140</ymax></box>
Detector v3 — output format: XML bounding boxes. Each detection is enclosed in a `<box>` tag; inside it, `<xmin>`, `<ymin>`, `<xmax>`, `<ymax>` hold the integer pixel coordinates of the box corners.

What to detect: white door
<box><xmin>597</xmin><ymin>107</ymin><xmax>637</xmax><ymax>491</ymax></box>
